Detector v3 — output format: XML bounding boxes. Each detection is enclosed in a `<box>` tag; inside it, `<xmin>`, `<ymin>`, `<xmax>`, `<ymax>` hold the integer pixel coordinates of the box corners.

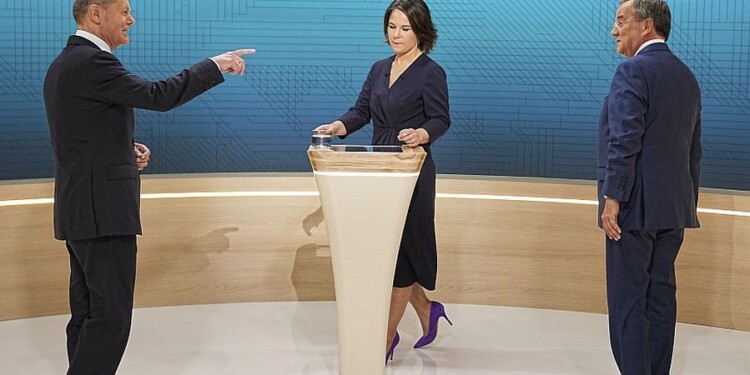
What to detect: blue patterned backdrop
<box><xmin>0</xmin><ymin>0</ymin><xmax>748</xmax><ymax>190</ymax></box>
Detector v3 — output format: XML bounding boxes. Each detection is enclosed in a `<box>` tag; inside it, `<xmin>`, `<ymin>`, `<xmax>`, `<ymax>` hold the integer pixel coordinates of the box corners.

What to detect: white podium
<box><xmin>308</xmin><ymin>145</ymin><xmax>426</xmax><ymax>374</ymax></box>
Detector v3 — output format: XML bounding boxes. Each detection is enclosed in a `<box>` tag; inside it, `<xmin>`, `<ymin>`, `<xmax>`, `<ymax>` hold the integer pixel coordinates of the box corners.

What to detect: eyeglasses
<box><xmin>612</xmin><ymin>19</ymin><xmax>638</xmax><ymax>31</ymax></box>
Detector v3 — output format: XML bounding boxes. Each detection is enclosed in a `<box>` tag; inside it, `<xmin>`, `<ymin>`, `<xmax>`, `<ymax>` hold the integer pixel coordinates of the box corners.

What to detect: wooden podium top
<box><xmin>307</xmin><ymin>145</ymin><xmax>426</xmax><ymax>173</ymax></box>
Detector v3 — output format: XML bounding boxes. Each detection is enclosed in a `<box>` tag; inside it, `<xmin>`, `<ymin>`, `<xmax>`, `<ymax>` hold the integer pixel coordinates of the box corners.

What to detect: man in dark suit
<box><xmin>598</xmin><ymin>1</ymin><xmax>702</xmax><ymax>374</ymax></box>
<box><xmin>43</xmin><ymin>0</ymin><xmax>254</xmax><ymax>373</ymax></box>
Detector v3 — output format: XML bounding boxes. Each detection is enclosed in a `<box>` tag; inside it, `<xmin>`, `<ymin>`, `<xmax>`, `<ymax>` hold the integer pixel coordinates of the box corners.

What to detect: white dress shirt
<box><xmin>635</xmin><ymin>38</ymin><xmax>665</xmax><ymax>56</ymax></box>
<box><xmin>75</xmin><ymin>30</ymin><xmax>112</xmax><ymax>53</ymax></box>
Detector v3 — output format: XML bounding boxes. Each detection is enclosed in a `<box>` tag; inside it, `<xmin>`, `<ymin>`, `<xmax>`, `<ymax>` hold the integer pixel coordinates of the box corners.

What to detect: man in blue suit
<box><xmin>598</xmin><ymin>0</ymin><xmax>701</xmax><ymax>374</ymax></box>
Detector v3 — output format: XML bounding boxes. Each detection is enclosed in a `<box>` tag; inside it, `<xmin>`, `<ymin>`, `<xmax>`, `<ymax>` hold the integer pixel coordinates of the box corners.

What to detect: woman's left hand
<box><xmin>397</xmin><ymin>128</ymin><xmax>430</xmax><ymax>147</ymax></box>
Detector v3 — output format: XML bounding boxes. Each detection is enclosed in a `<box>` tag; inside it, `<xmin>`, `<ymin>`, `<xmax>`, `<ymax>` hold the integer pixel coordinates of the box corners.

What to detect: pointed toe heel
<box><xmin>413</xmin><ymin>301</ymin><xmax>452</xmax><ymax>349</ymax></box>
<box><xmin>386</xmin><ymin>331</ymin><xmax>400</xmax><ymax>364</ymax></box>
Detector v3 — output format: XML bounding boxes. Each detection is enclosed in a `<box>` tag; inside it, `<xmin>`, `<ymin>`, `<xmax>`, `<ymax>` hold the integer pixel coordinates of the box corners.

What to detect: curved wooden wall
<box><xmin>1</xmin><ymin>174</ymin><xmax>748</xmax><ymax>332</ymax></box>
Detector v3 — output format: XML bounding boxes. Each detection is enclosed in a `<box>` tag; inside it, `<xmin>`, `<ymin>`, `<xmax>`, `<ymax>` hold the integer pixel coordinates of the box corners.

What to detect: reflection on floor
<box><xmin>1</xmin><ymin>302</ymin><xmax>748</xmax><ymax>374</ymax></box>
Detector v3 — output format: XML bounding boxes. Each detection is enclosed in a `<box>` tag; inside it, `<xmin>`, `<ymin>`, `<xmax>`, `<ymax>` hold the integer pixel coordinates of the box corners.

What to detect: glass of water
<box><xmin>311</xmin><ymin>128</ymin><xmax>332</xmax><ymax>149</ymax></box>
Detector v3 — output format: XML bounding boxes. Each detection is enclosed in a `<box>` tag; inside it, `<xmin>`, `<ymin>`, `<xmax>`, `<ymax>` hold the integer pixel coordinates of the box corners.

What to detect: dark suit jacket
<box><xmin>44</xmin><ymin>36</ymin><xmax>224</xmax><ymax>240</ymax></box>
<box><xmin>597</xmin><ymin>43</ymin><xmax>702</xmax><ymax>230</ymax></box>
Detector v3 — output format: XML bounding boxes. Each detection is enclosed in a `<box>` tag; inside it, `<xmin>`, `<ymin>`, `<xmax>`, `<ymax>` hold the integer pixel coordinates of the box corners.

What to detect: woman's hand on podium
<box><xmin>315</xmin><ymin>121</ymin><xmax>347</xmax><ymax>137</ymax></box>
<box><xmin>398</xmin><ymin>128</ymin><xmax>430</xmax><ymax>147</ymax></box>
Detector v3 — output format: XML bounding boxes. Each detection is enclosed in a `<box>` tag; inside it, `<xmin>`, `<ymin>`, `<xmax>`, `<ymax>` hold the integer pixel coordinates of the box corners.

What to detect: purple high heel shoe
<box><xmin>413</xmin><ymin>301</ymin><xmax>452</xmax><ymax>349</ymax></box>
<box><xmin>386</xmin><ymin>331</ymin><xmax>400</xmax><ymax>363</ymax></box>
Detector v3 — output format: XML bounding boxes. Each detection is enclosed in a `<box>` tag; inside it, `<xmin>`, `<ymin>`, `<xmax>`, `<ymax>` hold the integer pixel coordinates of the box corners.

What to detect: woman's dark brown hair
<box><xmin>383</xmin><ymin>0</ymin><xmax>438</xmax><ymax>53</ymax></box>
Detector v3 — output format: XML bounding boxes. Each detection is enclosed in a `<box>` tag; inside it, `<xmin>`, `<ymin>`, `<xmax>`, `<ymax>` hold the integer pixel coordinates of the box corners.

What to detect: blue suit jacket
<box><xmin>597</xmin><ymin>43</ymin><xmax>702</xmax><ymax>230</ymax></box>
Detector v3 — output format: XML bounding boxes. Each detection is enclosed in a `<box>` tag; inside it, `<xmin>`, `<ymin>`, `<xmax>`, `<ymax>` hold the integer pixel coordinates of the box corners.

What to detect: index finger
<box><xmin>231</xmin><ymin>49</ymin><xmax>256</xmax><ymax>56</ymax></box>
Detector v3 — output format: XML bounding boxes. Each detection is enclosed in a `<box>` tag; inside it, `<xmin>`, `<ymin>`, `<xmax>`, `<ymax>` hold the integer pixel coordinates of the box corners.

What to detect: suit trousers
<box><xmin>606</xmin><ymin>228</ymin><xmax>684</xmax><ymax>375</ymax></box>
<box><xmin>65</xmin><ymin>235</ymin><xmax>137</xmax><ymax>375</ymax></box>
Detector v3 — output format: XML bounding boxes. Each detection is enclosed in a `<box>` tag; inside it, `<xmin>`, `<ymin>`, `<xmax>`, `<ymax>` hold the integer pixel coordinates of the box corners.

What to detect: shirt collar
<box><xmin>635</xmin><ymin>38</ymin><xmax>665</xmax><ymax>56</ymax></box>
<box><xmin>75</xmin><ymin>30</ymin><xmax>112</xmax><ymax>53</ymax></box>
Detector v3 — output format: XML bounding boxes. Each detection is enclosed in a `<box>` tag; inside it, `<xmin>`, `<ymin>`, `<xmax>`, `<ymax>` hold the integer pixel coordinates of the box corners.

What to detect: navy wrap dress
<box><xmin>338</xmin><ymin>54</ymin><xmax>450</xmax><ymax>290</ymax></box>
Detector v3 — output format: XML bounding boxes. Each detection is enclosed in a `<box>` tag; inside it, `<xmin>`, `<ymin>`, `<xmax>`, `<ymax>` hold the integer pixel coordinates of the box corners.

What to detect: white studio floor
<box><xmin>1</xmin><ymin>302</ymin><xmax>748</xmax><ymax>375</ymax></box>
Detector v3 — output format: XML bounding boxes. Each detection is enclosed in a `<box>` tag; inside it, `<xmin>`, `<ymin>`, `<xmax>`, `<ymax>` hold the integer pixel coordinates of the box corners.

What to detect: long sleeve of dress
<box><xmin>421</xmin><ymin>65</ymin><xmax>450</xmax><ymax>143</ymax></box>
<box><xmin>338</xmin><ymin>64</ymin><xmax>375</xmax><ymax>135</ymax></box>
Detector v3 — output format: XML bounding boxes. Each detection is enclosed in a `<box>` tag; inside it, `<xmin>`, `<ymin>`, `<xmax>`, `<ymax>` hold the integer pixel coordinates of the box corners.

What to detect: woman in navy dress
<box><xmin>318</xmin><ymin>0</ymin><xmax>451</xmax><ymax>362</ymax></box>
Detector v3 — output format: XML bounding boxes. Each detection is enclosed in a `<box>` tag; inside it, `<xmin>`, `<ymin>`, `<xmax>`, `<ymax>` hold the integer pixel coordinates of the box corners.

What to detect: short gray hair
<box><xmin>72</xmin><ymin>0</ymin><xmax>118</xmax><ymax>24</ymax></box>
<box><xmin>619</xmin><ymin>0</ymin><xmax>672</xmax><ymax>41</ymax></box>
